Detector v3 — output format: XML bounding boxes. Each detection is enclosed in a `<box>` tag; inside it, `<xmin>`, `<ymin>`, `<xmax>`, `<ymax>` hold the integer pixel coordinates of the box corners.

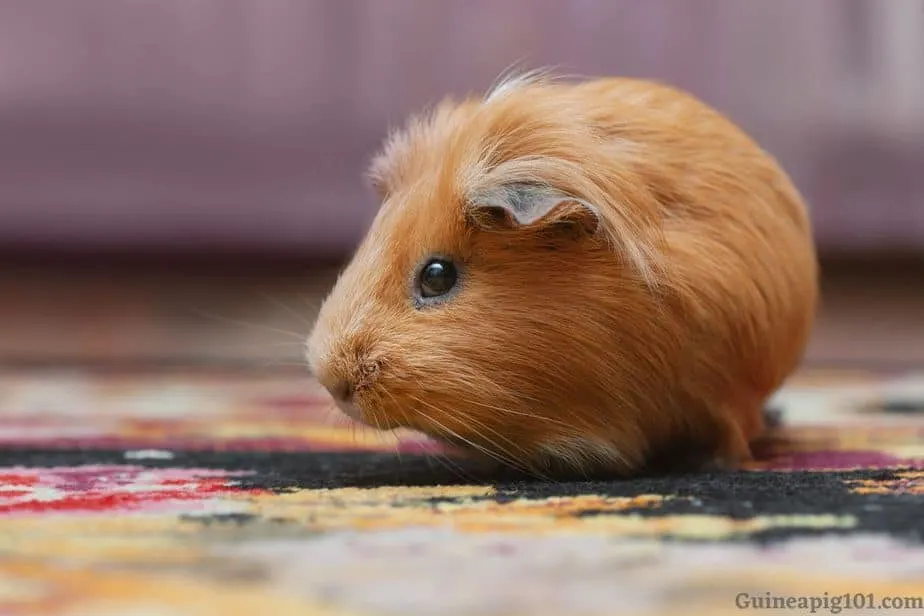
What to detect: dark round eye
<box><xmin>418</xmin><ymin>258</ymin><xmax>458</xmax><ymax>298</ymax></box>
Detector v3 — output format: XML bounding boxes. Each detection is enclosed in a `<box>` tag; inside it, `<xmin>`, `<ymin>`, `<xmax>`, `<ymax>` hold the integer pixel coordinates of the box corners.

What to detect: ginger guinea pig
<box><xmin>306</xmin><ymin>71</ymin><xmax>818</xmax><ymax>477</ymax></box>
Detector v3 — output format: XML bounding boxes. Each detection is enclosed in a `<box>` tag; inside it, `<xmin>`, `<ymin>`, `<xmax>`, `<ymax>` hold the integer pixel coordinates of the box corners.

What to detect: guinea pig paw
<box><xmin>704</xmin><ymin>438</ymin><xmax>755</xmax><ymax>472</ymax></box>
<box><xmin>706</xmin><ymin>416</ymin><xmax>755</xmax><ymax>472</ymax></box>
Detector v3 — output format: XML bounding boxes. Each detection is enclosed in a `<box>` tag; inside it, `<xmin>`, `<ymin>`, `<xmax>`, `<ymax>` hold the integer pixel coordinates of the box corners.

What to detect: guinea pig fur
<box><xmin>306</xmin><ymin>71</ymin><xmax>818</xmax><ymax>477</ymax></box>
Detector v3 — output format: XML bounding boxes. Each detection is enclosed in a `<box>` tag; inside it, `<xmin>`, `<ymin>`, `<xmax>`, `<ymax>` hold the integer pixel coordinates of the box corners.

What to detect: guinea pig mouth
<box><xmin>334</xmin><ymin>399</ymin><xmax>365</xmax><ymax>423</ymax></box>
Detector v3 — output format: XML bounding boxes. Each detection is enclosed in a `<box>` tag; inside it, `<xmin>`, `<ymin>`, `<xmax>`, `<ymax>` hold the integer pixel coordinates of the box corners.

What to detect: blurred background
<box><xmin>0</xmin><ymin>0</ymin><xmax>922</xmax><ymax>369</ymax></box>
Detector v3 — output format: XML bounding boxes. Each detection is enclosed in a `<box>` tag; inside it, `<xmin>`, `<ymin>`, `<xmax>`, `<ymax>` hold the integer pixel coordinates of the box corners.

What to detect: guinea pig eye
<box><xmin>417</xmin><ymin>258</ymin><xmax>458</xmax><ymax>299</ymax></box>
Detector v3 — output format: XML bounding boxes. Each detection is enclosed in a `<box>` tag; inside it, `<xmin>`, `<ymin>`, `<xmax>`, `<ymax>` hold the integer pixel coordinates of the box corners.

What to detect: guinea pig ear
<box><xmin>467</xmin><ymin>183</ymin><xmax>600</xmax><ymax>237</ymax></box>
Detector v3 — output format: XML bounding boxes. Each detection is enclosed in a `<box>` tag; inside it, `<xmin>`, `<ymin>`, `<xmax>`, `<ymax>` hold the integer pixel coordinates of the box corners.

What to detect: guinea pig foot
<box><xmin>707</xmin><ymin>418</ymin><xmax>755</xmax><ymax>472</ymax></box>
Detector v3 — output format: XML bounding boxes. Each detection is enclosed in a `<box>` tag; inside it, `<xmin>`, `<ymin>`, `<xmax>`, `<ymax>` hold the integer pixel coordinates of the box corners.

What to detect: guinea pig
<box><xmin>306</xmin><ymin>70</ymin><xmax>818</xmax><ymax>477</ymax></box>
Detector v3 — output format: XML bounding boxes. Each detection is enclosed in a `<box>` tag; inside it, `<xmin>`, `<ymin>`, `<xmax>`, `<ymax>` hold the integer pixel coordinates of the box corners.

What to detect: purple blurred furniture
<box><xmin>1</xmin><ymin>0</ymin><xmax>922</xmax><ymax>257</ymax></box>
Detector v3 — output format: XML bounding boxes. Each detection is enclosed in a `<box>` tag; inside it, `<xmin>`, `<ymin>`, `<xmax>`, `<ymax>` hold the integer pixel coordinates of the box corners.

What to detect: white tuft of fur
<box><xmin>537</xmin><ymin>436</ymin><xmax>628</xmax><ymax>472</ymax></box>
<box><xmin>484</xmin><ymin>66</ymin><xmax>557</xmax><ymax>103</ymax></box>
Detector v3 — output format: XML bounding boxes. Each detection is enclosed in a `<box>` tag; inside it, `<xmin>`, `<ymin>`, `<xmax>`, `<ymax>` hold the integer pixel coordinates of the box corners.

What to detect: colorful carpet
<box><xmin>1</xmin><ymin>366</ymin><xmax>923</xmax><ymax>615</ymax></box>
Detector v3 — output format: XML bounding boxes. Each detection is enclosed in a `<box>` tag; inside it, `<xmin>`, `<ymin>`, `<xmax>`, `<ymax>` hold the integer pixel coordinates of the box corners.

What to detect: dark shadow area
<box><xmin>0</xmin><ymin>447</ymin><xmax>920</xmax><ymax>545</ymax></box>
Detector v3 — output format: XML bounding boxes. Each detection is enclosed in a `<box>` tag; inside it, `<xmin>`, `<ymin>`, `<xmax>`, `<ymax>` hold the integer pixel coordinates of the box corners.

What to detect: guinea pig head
<box><xmin>306</xmin><ymin>79</ymin><xmax>668</xmax><ymax>475</ymax></box>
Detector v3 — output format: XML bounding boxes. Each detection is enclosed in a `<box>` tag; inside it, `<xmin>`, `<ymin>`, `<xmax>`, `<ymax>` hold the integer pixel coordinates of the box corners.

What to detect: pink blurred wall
<box><xmin>0</xmin><ymin>0</ymin><xmax>922</xmax><ymax>256</ymax></box>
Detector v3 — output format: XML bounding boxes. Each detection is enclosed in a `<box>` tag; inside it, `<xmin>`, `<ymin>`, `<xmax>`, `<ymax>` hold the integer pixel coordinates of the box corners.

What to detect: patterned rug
<box><xmin>1</xmin><ymin>366</ymin><xmax>923</xmax><ymax>616</ymax></box>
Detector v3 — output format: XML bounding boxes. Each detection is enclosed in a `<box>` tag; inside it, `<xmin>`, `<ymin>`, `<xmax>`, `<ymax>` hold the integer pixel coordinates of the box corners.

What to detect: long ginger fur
<box><xmin>307</xmin><ymin>72</ymin><xmax>818</xmax><ymax>476</ymax></box>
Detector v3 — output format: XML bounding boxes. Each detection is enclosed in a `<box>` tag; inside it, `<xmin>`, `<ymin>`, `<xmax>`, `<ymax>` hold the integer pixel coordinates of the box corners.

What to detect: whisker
<box><xmin>178</xmin><ymin>341</ymin><xmax>308</xmax><ymax>355</ymax></box>
<box><xmin>378</xmin><ymin>389</ymin><xmax>477</xmax><ymax>483</ymax></box>
<box><xmin>420</xmin><ymin>414</ymin><xmax>511</xmax><ymax>470</ymax></box>
<box><xmin>184</xmin><ymin>307</ymin><xmax>307</xmax><ymax>341</ymax></box>
<box><xmin>293</xmin><ymin>290</ymin><xmax>325</xmax><ymax>314</ymax></box>
<box><xmin>253</xmin><ymin>289</ymin><xmax>316</xmax><ymax>328</ymax></box>
<box><xmin>230</xmin><ymin>355</ymin><xmax>310</xmax><ymax>374</ymax></box>
<box><xmin>426</xmin><ymin>450</ymin><xmax>478</xmax><ymax>483</ymax></box>
<box><xmin>379</xmin><ymin>389</ymin><xmax>408</xmax><ymax>468</ymax></box>
<box><xmin>411</xmin><ymin>395</ymin><xmax>529</xmax><ymax>456</ymax></box>
<box><xmin>462</xmin><ymin>397</ymin><xmax>572</xmax><ymax>429</ymax></box>
<box><xmin>410</xmin><ymin>397</ymin><xmax>543</xmax><ymax>478</ymax></box>
<box><xmin>444</xmin><ymin>410</ymin><xmax>532</xmax><ymax>460</ymax></box>
<box><xmin>455</xmin><ymin>425</ymin><xmax>547</xmax><ymax>480</ymax></box>
<box><xmin>365</xmin><ymin>402</ymin><xmax>386</xmax><ymax>435</ymax></box>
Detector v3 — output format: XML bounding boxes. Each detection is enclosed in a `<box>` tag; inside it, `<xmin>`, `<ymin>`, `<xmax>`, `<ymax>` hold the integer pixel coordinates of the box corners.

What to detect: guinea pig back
<box><xmin>306</xmin><ymin>72</ymin><xmax>818</xmax><ymax>476</ymax></box>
